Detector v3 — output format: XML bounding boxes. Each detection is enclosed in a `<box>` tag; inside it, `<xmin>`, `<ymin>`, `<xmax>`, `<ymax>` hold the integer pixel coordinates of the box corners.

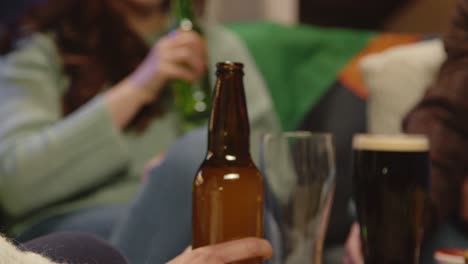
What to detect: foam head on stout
<box><xmin>353</xmin><ymin>134</ymin><xmax>429</xmax><ymax>152</ymax></box>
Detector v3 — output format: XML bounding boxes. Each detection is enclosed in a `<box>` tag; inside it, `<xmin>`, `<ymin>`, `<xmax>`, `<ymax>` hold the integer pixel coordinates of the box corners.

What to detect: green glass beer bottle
<box><xmin>170</xmin><ymin>0</ymin><xmax>212</xmax><ymax>132</ymax></box>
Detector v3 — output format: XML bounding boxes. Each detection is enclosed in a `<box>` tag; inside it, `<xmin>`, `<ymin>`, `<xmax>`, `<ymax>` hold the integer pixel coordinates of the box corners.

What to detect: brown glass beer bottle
<box><xmin>192</xmin><ymin>62</ymin><xmax>264</xmax><ymax>264</ymax></box>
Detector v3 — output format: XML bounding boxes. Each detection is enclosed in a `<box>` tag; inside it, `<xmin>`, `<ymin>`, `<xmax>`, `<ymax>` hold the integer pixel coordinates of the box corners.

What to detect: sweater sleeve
<box><xmin>0</xmin><ymin>34</ymin><xmax>131</xmax><ymax>218</ymax></box>
<box><xmin>0</xmin><ymin>235</ymin><xmax>60</xmax><ymax>264</ymax></box>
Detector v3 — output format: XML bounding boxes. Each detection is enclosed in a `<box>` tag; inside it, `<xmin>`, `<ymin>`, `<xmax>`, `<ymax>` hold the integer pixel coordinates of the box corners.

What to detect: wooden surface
<box><xmin>385</xmin><ymin>0</ymin><xmax>457</xmax><ymax>33</ymax></box>
<box><xmin>299</xmin><ymin>0</ymin><xmax>409</xmax><ymax>29</ymax></box>
<box><xmin>300</xmin><ymin>0</ymin><xmax>457</xmax><ymax>33</ymax></box>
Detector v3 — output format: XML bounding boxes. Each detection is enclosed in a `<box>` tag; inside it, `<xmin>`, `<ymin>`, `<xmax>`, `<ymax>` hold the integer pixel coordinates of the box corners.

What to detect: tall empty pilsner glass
<box><xmin>352</xmin><ymin>134</ymin><xmax>430</xmax><ymax>264</ymax></box>
<box><xmin>261</xmin><ymin>132</ymin><xmax>336</xmax><ymax>264</ymax></box>
<box><xmin>192</xmin><ymin>62</ymin><xmax>264</xmax><ymax>264</ymax></box>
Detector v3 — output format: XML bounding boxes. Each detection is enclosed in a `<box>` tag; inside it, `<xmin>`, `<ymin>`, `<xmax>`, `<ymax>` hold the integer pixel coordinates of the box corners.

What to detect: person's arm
<box><xmin>0</xmin><ymin>34</ymin><xmax>132</xmax><ymax>217</ymax></box>
<box><xmin>0</xmin><ymin>30</ymin><xmax>207</xmax><ymax>218</ymax></box>
<box><xmin>105</xmin><ymin>29</ymin><xmax>207</xmax><ymax>128</ymax></box>
<box><xmin>403</xmin><ymin>0</ymin><xmax>468</xmax><ymax>231</ymax></box>
<box><xmin>404</xmin><ymin>103</ymin><xmax>466</xmax><ymax>231</ymax></box>
<box><xmin>1</xmin><ymin>234</ymin><xmax>272</xmax><ymax>264</ymax></box>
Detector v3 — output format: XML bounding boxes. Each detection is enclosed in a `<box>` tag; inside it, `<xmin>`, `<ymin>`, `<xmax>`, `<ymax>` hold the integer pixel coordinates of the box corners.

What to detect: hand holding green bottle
<box><xmin>105</xmin><ymin>29</ymin><xmax>206</xmax><ymax>129</ymax></box>
<box><xmin>169</xmin><ymin>0</ymin><xmax>212</xmax><ymax>133</ymax></box>
<box><xmin>127</xmin><ymin>30</ymin><xmax>207</xmax><ymax>104</ymax></box>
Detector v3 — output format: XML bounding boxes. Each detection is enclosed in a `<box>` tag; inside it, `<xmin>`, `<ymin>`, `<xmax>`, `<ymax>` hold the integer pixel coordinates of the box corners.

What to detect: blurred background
<box><xmin>0</xmin><ymin>0</ymin><xmax>459</xmax><ymax>263</ymax></box>
<box><xmin>0</xmin><ymin>0</ymin><xmax>457</xmax><ymax>33</ymax></box>
<box><xmin>207</xmin><ymin>0</ymin><xmax>456</xmax><ymax>33</ymax></box>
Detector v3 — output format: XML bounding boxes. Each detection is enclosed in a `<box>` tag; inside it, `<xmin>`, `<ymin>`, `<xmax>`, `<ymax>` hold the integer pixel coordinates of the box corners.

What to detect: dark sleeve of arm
<box><xmin>403</xmin><ymin>64</ymin><xmax>468</xmax><ymax>235</ymax></box>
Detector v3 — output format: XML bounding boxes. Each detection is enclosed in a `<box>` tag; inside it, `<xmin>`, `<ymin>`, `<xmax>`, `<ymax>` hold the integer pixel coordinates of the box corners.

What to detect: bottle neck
<box><xmin>207</xmin><ymin>70</ymin><xmax>251</xmax><ymax>162</ymax></box>
<box><xmin>171</xmin><ymin>0</ymin><xmax>202</xmax><ymax>33</ymax></box>
<box><xmin>174</xmin><ymin>0</ymin><xmax>194</xmax><ymax>21</ymax></box>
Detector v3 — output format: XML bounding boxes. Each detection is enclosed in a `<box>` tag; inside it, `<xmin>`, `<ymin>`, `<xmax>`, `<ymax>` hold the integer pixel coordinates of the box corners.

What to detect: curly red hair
<box><xmin>1</xmin><ymin>0</ymin><xmax>172</xmax><ymax>131</ymax></box>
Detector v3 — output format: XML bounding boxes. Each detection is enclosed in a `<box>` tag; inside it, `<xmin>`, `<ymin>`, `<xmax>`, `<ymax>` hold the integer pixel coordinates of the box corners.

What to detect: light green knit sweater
<box><xmin>0</xmin><ymin>24</ymin><xmax>279</xmax><ymax>234</ymax></box>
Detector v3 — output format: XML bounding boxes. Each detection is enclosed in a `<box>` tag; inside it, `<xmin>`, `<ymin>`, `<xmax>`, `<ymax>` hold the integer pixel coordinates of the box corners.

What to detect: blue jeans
<box><xmin>110</xmin><ymin>128</ymin><xmax>206</xmax><ymax>263</ymax></box>
<box><xmin>19</xmin><ymin>128</ymin><xmax>280</xmax><ymax>263</ymax></box>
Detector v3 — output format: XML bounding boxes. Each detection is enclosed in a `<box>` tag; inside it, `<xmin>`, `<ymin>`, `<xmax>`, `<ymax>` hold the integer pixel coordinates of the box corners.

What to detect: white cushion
<box><xmin>359</xmin><ymin>39</ymin><xmax>446</xmax><ymax>134</ymax></box>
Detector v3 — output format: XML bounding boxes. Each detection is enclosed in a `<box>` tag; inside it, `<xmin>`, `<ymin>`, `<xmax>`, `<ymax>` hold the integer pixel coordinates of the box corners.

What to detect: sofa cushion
<box><xmin>360</xmin><ymin>39</ymin><xmax>446</xmax><ymax>134</ymax></box>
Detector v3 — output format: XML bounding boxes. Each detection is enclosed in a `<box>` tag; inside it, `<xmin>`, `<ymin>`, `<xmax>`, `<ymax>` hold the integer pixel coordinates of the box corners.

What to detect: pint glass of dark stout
<box><xmin>352</xmin><ymin>134</ymin><xmax>430</xmax><ymax>264</ymax></box>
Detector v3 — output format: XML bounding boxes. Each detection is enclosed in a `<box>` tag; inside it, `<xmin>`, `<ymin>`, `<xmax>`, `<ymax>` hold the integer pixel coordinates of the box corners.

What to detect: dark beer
<box><xmin>192</xmin><ymin>62</ymin><xmax>264</xmax><ymax>264</ymax></box>
<box><xmin>352</xmin><ymin>135</ymin><xmax>430</xmax><ymax>264</ymax></box>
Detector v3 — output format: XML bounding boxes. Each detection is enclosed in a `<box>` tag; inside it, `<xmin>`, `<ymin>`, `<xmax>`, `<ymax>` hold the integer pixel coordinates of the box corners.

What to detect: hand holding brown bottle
<box><xmin>167</xmin><ymin>238</ymin><xmax>273</xmax><ymax>264</ymax></box>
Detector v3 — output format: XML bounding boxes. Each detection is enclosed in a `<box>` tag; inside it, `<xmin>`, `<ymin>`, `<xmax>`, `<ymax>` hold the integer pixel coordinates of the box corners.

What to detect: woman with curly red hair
<box><xmin>0</xmin><ymin>0</ymin><xmax>278</xmax><ymax>262</ymax></box>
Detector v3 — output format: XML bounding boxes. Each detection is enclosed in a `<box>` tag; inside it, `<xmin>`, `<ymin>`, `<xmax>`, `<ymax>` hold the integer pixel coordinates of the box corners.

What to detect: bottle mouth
<box><xmin>216</xmin><ymin>61</ymin><xmax>244</xmax><ymax>74</ymax></box>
